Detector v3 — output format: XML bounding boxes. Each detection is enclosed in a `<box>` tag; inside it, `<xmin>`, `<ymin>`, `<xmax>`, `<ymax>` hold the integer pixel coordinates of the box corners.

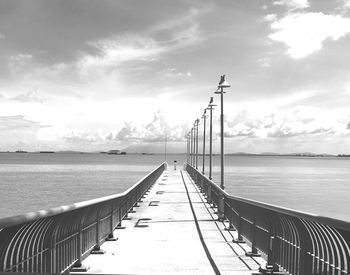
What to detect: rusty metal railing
<box><xmin>186</xmin><ymin>164</ymin><xmax>350</xmax><ymax>275</ymax></box>
<box><xmin>0</xmin><ymin>162</ymin><xmax>166</xmax><ymax>274</ymax></box>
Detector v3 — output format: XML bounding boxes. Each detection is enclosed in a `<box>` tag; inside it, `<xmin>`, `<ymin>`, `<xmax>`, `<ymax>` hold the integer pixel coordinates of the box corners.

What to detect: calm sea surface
<box><xmin>0</xmin><ymin>153</ymin><xmax>349</xmax><ymax>222</ymax></box>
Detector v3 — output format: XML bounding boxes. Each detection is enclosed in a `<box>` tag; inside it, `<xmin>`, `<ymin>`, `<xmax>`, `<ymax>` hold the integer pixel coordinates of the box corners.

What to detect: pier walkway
<box><xmin>73</xmin><ymin>168</ymin><xmax>264</xmax><ymax>274</ymax></box>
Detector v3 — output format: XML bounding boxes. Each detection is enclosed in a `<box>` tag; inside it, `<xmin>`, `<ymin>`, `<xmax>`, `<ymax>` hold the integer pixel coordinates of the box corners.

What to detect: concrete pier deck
<box><xmin>73</xmin><ymin>168</ymin><xmax>264</xmax><ymax>274</ymax></box>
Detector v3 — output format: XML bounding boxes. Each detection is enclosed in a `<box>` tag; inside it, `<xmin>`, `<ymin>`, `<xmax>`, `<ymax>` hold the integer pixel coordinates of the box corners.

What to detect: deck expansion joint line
<box><xmin>185</xmin><ymin>172</ymin><xmax>255</xmax><ymax>270</ymax></box>
<box><xmin>180</xmin><ymin>170</ymin><xmax>221</xmax><ymax>275</ymax></box>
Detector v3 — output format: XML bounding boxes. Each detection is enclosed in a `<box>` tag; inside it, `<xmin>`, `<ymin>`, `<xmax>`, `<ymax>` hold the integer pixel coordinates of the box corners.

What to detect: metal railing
<box><xmin>0</xmin><ymin>162</ymin><xmax>166</xmax><ymax>274</ymax></box>
<box><xmin>186</xmin><ymin>164</ymin><xmax>350</xmax><ymax>275</ymax></box>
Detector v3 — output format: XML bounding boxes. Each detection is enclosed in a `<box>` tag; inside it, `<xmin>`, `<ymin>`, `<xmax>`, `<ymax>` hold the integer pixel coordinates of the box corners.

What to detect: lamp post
<box><xmin>195</xmin><ymin>119</ymin><xmax>199</xmax><ymax>169</ymax></box>
<box><xmin>207</xmin><ymin>97</ymin><xmax>216</xmax><ymax>180</ymax></box>
<box><xmin>202</xmin><ymin>109</ymin><xmax>207</xmax><ymax>175</ymax></box>
<box><xmin>187</xmin><ymin>133</ymin><xmax>190</xmax><ymax>164</ymax></box>
<box><xmin>193</xmin><ymin>121</ymin><xmax>196</xmax><ymax>168</ymax></box>
<box><xmin>190</xmin><ymin>128</ymin><xmax>194</xmax><ymax>166</ymax></box>
<box><xmin>214</xmin><ymin>75</ymin><xmax>230</xmax><ymax>190</ymax></box>
<box><xmin>193</xmin><ymin>127</ymin><xmax>196</xmax><ymax>167</ymax></box>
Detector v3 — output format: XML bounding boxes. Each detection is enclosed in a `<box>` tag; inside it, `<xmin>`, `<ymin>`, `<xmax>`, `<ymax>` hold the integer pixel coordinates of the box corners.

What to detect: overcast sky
<box><xmin>0</xmin><ymin>0</ymin><xmax>350</xmax><ymax>153</ymax></box>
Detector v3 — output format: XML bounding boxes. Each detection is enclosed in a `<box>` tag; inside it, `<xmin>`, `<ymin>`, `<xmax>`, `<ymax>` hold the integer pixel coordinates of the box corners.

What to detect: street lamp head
<box><xmin>214</xmin><ymin>87</ymin><xmax>224</xmax><ymax>94</ymax></box>
<box><xmin>207</xmin><ymin>97</ymin><xmax>217</xmax><ymax>108</ymax></box>
<box><xmin>218</xmin><ymin>74</ymin><xmax>231</xmax><ymax>88</ymax></box>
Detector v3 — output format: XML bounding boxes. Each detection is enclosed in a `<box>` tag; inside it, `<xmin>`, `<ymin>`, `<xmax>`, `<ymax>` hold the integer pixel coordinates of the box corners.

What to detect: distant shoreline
<box><xmin>0</xmin><ymin>151</ymin><xmax>349</xmax><ymax>158</ymax></box>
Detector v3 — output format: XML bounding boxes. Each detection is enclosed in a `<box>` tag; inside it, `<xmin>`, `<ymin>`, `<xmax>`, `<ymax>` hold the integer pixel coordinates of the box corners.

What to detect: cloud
<box><xmin>344</xmin><ymin>0</ymin><xmax>350</xmax><ymax>8</ymax></box>
<box><xmin>82</xmin><ymin>35</ymin><xmax>162</xmax><ymax>71</ymax></box>
<box><xmin>55</xmin><ymin>111</ymin><xmax>187</xmax><ymax>152</ymax></box>
<box><xmin>78</xmin><ymin>9</ymin><xmax>202</xmax><ymax>76</ymax></box>
<box><xmin>113</xmin><ymin>111</ymin><xmax>186</xmax><ymax>143</ymax></box>
<box><xmin>0</xmin><ymin>115</ymin><xmax>47</xmax><ymax>131</ymax></box>
<box><xmin>347</xmin><ymin>121</ymin><xmax>350</xmax><ymax>129</ymax></box>
<box><xmin>0</xmin><ymin>33</ymin><xmax>5</xmax><ymax>39</ymax></box>
<box><xmin>5</xmin><ymin>7</ymin><xmax>203</xmax><ymax>101</ymax></box>
<box><xmin>10</xmin><ymin>91</ymin><xmax>43</xmax><ymax>103</ymax></box>
<box><xmin>269</xmin><ymin>12</ymin><xmax>350</xmax><ymax>58</ymax></box>
<box><xmin>257</xmin><ymin>57</ymin><xmax>271</xmax><ymax>67</ymax></box>
<box><xmin>0</xmin><ymin>115</ymin><xmax>51</xmax><ymax>151</ymax></box>
<box><xmin>159</xmin><ymin>68</ymin><xmax>192</xmax><ymax>78</ymax></box>
<box><xmin>263</xmin><ymin>14</ymin><xmax>277</xmax><ymax>22</ymax></box>
<box><xmin>223</xmin><ymin>107</ymin><xmax>348</xmax><ymax>139</ymax></box>
<box><xmin>62</xmin><ymin>131</ymin><xmax>107</xmax><ymax>145</ymax></box>
<box><xmin>273</xmin><ymin>0</ymin><xmax>309</xmax><ymax>10</ymax></box>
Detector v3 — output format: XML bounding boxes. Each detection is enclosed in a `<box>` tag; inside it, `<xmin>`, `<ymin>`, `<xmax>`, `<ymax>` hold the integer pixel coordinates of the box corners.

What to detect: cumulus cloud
<box><xmin>224</xmin><ymin>107</ymin><xmax>348</xmax><ymax>139</ymax></box>
<box><xmin>62</xmin><ymin>131</ymin><xmax>107</xmax><ymax>145</ymax></box>
<box><xmin>113</xmin><ymin>111</ymin><xmax>186</xmax><ymax>143</ymax></box>
<box><xmin>269</xmin><ymin>12</ymin><xmax>350</xmax><ymax>58</ymax></box>
<box><xmin>273</xmin><ymin>0</ymin><xmax>309</xmax><ymax>10</ymax></box>
<box><xmin>55</xmin><ymin>111</ymin><xmax>187</xmax><ymax>152</ymax></box>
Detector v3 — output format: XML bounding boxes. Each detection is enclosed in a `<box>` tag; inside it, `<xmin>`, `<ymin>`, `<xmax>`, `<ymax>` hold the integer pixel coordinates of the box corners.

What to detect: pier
<box><xmin>72</xmin><ymin>168</ymin><xmax>263</xmax><ymax>274</ymax></box>
<box><xmin>0</xmin><ymin>163</ymin><xmax>350</xmax><ymax>275</ymax></box>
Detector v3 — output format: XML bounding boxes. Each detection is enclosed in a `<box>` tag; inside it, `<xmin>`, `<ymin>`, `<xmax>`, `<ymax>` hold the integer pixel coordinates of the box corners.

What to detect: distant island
<box><xmin>15</xmin><ymin>149</ymin><xmax>27</xmax><ymax>153</ymax></box>
<box><xmin>104</xmin><ymin>150</ymin><xmax>126</xmax><ymax>155</ymax></box>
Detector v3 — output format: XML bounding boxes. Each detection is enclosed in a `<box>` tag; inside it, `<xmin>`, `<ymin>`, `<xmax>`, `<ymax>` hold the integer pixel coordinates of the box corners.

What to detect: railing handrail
<box><xmin>0</xmin><ymin>162</ymin><xmax>167</xmax><ymax>228</ymax></box>
<box><xmin>187</xmin><ymin>163</ymin><xmax>350</xmax><ymax>231</ymax></box>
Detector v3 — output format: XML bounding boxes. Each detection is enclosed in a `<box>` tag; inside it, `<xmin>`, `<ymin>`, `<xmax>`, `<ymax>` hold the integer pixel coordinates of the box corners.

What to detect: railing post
<box><xmin>233</xmin><ymin>212</ymin><xmax>244</xmax><ymax>243</ymax></box>
<box><xmin>207</xmin><ymin>185</ymin><xmax>212</xmax><ymax>204</ymax></box>
<box><xmin>71</xmin><ymin>217</ymin><xmax>88</xmax><ymax>272</ymax></box>
<box><xmin>217</xmin><ymin>193</ymin><xmax>225</xmax><ymax>221</ymax></box>
<box><xmin>246</xmin><ymin>217</ymin><xmax>260</xmax><ymax>257</ymax></box>
<box><xmin>267</xmin><ymin>236</ymin><xmax>274</xmax><ymax>265</ymax></box>
<box><xmin>263</xmin><ymin>236</ymin><xmax>280</xmax><ymax>273</ymax></box>
<box><xmin>199</xmin><ymin>176</ymin><xmax>204</xmax><ymax>192</ymax></box>
<box><xmin>95</xmin><ymin>212</ymin><xmax>100</xmax><ymax>250</ymax></box>
<box><xmin>91</xmin><ymin>210</ymin><xmax>105</xmax><ymax>254</ymax></box>
<box><xmin>106</xmin><ymin>204</ymin><xmax>117</xmax><ymax>241</ymax></box>
<box><xmin>77</xmin><ymin>223</ymin><xmax>82</xmax><ymax>265</ymax></box>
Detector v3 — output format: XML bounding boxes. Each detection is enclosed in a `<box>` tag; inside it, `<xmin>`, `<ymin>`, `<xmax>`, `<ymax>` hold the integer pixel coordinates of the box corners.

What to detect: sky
<box><xmin>0</xmin><ymin>0</ymin><xmax>350</xmax><ymax>154</ymax></box>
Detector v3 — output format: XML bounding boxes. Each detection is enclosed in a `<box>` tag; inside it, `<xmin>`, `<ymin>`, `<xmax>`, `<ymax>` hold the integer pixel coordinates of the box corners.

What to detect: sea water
<box><xmin>0</xmin><ymin>153</ymin><xmax>349</xmax><ymax>222</ymax></box>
